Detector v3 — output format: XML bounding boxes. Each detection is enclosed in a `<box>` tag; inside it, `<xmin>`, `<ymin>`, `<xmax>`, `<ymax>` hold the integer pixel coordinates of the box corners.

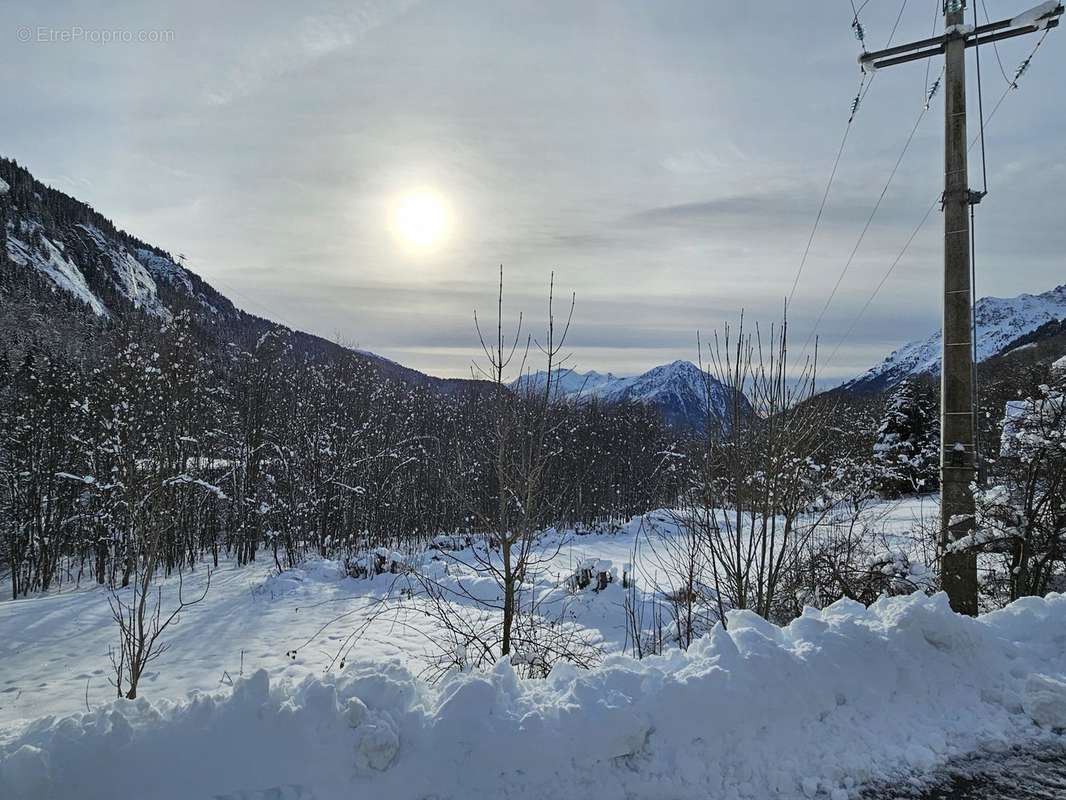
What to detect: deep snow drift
<box><xmin>2</xmin><ymin>590</ymin><xmax>1065</xmax><ymax>800</ymax></box>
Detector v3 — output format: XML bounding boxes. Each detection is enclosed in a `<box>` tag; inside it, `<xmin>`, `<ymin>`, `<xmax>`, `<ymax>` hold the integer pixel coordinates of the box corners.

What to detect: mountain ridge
<box><xmin>513</xmin><ymin>359</ymin><xmax>751</xmax><ymax>431</ymax></box>
<box><xmin>843</xmin><ymin>284</ymin><xmax>1066</xmax><ymax>394</ymax></box>
<box><xmin>0</xmin><ymin>156</ymin><xmax>487</xmax><ymax>395</ymax></box>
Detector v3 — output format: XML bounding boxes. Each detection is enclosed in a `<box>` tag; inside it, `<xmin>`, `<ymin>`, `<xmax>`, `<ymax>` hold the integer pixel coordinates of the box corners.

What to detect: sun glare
<box><xmin>391</xmin><ymin>189</ymin><xmax>451</xmax><ymax>251</ymax></box>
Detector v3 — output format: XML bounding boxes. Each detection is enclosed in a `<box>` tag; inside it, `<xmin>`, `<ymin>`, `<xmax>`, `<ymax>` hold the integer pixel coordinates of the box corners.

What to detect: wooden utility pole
<box><xmin>859</xmin><ymin>1</ymin><xmax>1062</xmax><ymax>614</ymax></box>
<box><xmin>940</xmin><ymin>0</ymin><xmax>979</xmax><ymax>615</ymax></box>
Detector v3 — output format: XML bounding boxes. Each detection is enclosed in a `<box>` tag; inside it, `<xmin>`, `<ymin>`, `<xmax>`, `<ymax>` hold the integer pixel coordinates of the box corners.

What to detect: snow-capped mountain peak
<box><xmin>513</xmin><ymin>359</ymin><xmax>750</xmax><ymax>431</ymax></box>
<box><xmin>845</xmin><ymin>285</ymin><xmax>1066</xmax><ymax>392</ymax></box>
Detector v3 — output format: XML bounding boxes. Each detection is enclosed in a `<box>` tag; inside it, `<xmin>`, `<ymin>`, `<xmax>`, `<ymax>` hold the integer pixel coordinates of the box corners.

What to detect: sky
<box><xmin>4</xmin><ymin>0</ymin><xmax>1065</xmax><ymax>381</ymax></box>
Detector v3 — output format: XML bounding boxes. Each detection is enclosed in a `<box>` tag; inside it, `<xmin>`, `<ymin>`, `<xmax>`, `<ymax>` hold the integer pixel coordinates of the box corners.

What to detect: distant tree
<box><xmin>872</xmin><ymin>378</ymin><xmax>939</xmax><ymax>497</ymax></box>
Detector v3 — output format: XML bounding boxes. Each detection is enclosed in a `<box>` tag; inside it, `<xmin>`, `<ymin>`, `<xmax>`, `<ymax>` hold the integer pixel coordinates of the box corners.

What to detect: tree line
<box><xmin>0</xmin><ymin>270</ymin><xmax>686</xmax><ymax>598</ymax></box>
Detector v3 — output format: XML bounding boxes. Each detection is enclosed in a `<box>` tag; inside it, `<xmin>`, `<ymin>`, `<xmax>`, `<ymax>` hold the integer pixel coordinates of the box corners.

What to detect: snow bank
<box><xmin>2</xmin><ymin>591</ymin><xmax>1064</xmax><ymax>800</ymax></box>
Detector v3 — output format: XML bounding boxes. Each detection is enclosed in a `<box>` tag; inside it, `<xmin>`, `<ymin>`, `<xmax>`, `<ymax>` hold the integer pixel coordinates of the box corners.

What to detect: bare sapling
<box><xmin>108</xmin><ymin>485</ymin><xmax>212</xmax><ymax>699</ymax></box>
<box><xmin>407</xmin><ymin>268</ymin><xmax>601</xmax><ymax>677</ymax></box>
<box><xmin>679</xmin><ymin>311</ymin><xmax>835</xmax><ymax>625</ymax></box>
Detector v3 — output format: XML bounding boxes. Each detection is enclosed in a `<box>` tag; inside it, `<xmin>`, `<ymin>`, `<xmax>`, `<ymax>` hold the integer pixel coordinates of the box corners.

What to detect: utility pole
<box><xmin>858</xmin><ymin>1</ymin><xmax>1062</xmax><ymax>614</ymax></box>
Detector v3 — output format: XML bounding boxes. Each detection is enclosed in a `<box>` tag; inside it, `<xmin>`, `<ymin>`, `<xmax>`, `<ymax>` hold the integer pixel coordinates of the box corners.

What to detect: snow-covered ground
<box><xmin>0</xmin><ymin>510</ymin><xmax>684</xmax><ymax>731</ymax></box>
<box><xmin>2</xmin><ymin>499</ymin><xmax>1065</xmax><ymax>800</ymax></box>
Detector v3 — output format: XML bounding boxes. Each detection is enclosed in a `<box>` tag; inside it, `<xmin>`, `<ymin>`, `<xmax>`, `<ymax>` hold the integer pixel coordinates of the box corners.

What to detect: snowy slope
<box><xmin>0</xmin><ymin>157</ymin><xmax>238</xmax><ymax>323</ymax></box>
<box><xmin>514</xmin><ymin>360</ymin><xmax>750</xmax><ymax>430</ymax></box>
<box><xmin>4</xmin><ymin>219</ymin><xmax>213</xmax><ymax>319</ymax></box>
<box><xmin>5</xmin><ymin>223</ymin><xmax>108</xmax><ymax>316</ymax></box>
<box><xmin>845</xmin><ymin>285</ymin><xmax>1066</xmax><ymax>393</ymax></box>
<box><xmin>0</xmin><ymin>157</ymin><xmax>490</xmax><ymax>396</ymax></box>
<box><xmin>514</xmin><ymin>367</ymin><xmax>619</xmax><ymax>398</ymax></box>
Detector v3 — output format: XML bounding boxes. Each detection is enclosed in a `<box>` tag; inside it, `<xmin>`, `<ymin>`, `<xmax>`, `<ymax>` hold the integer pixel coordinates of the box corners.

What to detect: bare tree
<box><xmin>394</xmin><ymin>268</ymin><xmax>604</xmax><ymax>677</ymax></box>
<box><xmin>679</xmin><ymin>312</ymin><xmax>834</xmax><ymax>624</ymax></box>
<box><xmin>108</xmin><ymin>484</ymin><xmax>212</xmax><ymax>699</ymax></box>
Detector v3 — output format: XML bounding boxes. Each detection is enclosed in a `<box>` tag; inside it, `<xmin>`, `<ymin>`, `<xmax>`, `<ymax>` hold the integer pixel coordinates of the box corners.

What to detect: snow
<box><xmin>1</xmin><ymin>498</ymin><xmax>1064</xmax><ymax>799</ymax></box>
<box><xmin>1000</xmin><ymin>387</ymin><xmax>1064</xmax><ymax>458</ymax></box>
<box><xmin>1012</xmin><ymin>1</ymin><xmax>1061</xmax><ymax>30</ymax></box>
<box><xmin>5</xmin><ymin>224</ymin><xmax>109</xmax><ymax>316</ymax></box>
<box><xmin>513</xmin><ymin>367</ymin><xmax>619</xmax><ymax>398</ymax></box>
<box><xmin>1022</xmin><ymin>673</ymin><xmax>1066</xmax><ymax>728</ymax></box>
<box><xmin>163</xmin><ymin>474</ymin><xmax>228</xmax><ymax>498</ymax></box>
<box><xmin>0</xmin><ymin>503</ymin><xmax>935</xmax><ymax>727</ymax></box>
<box><xmin>134</xmin><ymin>248</ymin><xmax>195</xmax><ymax>294</ymax></box>
<box><xmin>0</xmin><ymin>178</ymin><xmax>9</xmax><ymax>195</ymax></box>
<box><xmin>1</xmin><ymin>586</ymin><xmax>1064</xmax><ymax>800</ymax></box>
<box><xmin>75</xmin><ymin>224</ymin><xmax>170</xmax><ymax>318</ymax></box>
<box><xmin>514</xmin><ymin>360</ymin><xmax>748</xmax><ymax>429</ymax></box>
<box><xmin>845</xmin><ymin>285</ymin><xmax>1066</xmax><ymax>390</ymax></box>
<box><xmin>4</xmin><ymin>209</ymin><xmax>208</xmax><ymax>321</ymax></box>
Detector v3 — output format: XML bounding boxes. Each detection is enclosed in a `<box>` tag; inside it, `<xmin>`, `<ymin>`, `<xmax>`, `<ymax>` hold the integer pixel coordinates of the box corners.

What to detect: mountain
<box><xmin>995</xmin><ymin>316</ymin><xmax>1066</xmax><ymax>359</ymax></box>
<box><xmin>513</xmin><ymin>360</ymin><xmax>751</xmax><ymax>431</ymax></box>
<box><xmin>843</xmin><ymin>285</ymin><xmax>1066</xmax><ymax>394</ymax></box>
<box><xmin>1</xmin><ymin>159</ymin><xmax>237</xmax><ymax>323</ymax></box>
<box><xmin>0</xmin><ymin>156</ymin><xmax>483</xmax><ymax>396</ymax></box>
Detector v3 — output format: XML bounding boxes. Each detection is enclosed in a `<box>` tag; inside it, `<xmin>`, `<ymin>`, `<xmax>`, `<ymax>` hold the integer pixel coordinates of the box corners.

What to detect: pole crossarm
<box><xmin>858</xmin><ymin>3</ymin><xmax>1062</xmax><ymax>71</ymax></box>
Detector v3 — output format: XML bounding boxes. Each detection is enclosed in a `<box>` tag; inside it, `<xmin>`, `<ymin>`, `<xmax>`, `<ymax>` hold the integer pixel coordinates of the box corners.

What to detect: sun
<box><xmin>390</xmin><ymin>189</ymin><xmax>452</xmax><ymax>251</ymax></box>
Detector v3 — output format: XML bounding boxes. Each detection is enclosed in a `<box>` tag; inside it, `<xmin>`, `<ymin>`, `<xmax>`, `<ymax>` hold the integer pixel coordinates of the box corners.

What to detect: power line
<box><xmin>972</xmin><ymin>0</ymin><xmax>989</xmax><ymax>195</ymax></box>
<box><xmin>970</xmin><ymin>0</ymin><xmax>990</xmax><ymax>482</ymax></box>
<box><xmin>788</xmin><ymin>0</ymin><xmax>918</xmax><ymax>308</ymax></box>
<box><xmin>822</xmin><ymin>28</ymin><xmax>1055</xmax><ymax>376</ymax></box>
<box><xmin>851</xmin><ymin>0</ymin><xmax>868</xmax><ymax>52</ymax></box>
<box><xmin>886</xmin><ymin>0</ymin><xmax>910</xmax><ymax>46</ymax></box>
<box><xmin>798</xmin><ymin>71</ymin><xmax>940</xmax><ymax>362</ymax></box>
<box><xmin>181</xmin><ymin>256</ymin><xmax>308</xmax><ymax>334</ymax></box>
<box><xmin>980</xmin><ymin>0</ymin><xmax>1015</xmax><ymax>88</ymax></box>
<box><xmin>823</xmin><ymin>196</ymin><xmax>938</xmax><ymax>368</ymax></box>
<box><xmin>923</xmin><ymin>0</ymin><xmax>941</xmax><ymax>103</ymax></box>
<box><xmin>787</xmin><ymin>74</ymin><xmax>868</xmax><ymax>305</ymax></box>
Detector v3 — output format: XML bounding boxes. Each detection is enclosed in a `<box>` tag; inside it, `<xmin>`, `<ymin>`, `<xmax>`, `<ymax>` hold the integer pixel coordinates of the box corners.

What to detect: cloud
<box><xmin>4</xmin><ymin>0</ymin><xmax>1064</xmax><ymax>381</ymax></box>
<box><xmin>204</xmin><ymin>0</ymin><xmax>421</xmax><ymax>106</ymax></box>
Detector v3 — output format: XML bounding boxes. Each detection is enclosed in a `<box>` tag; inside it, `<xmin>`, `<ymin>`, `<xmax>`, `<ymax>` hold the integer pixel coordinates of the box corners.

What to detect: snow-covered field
<box><xmin>0</xmin><ymin>510</ymin><xmax>682</xmax><ymax>731</ymax></box>
<box><xmin>2</xmin><ymin>499</ymin><xmax>1065</xmax><ymax>800</ymax></box>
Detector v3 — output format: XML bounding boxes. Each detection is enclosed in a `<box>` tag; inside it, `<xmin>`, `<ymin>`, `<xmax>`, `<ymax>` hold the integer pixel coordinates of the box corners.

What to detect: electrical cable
<box><xmin>821</xmin><ymin>28</ymin><xmax>1056</xmax><ymax>380</ymax></box>
<box><xmin>970</xmin><ymin>203</ymin><xmax>982</xmax><ymax>481</ymax></box>
<box><xmin>923</xmin><ymin>0</ymin><xmax>941</xmax><ymax>102</ymax></box>
<box><xmin>787</xmin><ymin>75</ymin><xmax>867</xmax><ymax>306</ymax></box>
<box><xmin>970</xmin><ymin>0</ymin><xmax>988</xmax><ymax>481</ymax></box>
<box><xmin>787</xmin><ymin>0</ymin><xmax>908</xmax><ymax>306</ymax></box>
<box><xmin>887</xmin><ymin>0</ymin><xmax>910</xmax><ymax>46</ymax></box>
<box><xmin>797</xmin><ymin>76</ymin><xmax>939</xmax><ymax>362</ymax></box>
<box><xmin>980</xmin><ymin>0</ymin><xmax>1015</xmax><ymax>88</ymax></box>
<box><xmin>823</xmin><ymin>197</ymin><xmax>938</xmax><ymax>368</ymax></box>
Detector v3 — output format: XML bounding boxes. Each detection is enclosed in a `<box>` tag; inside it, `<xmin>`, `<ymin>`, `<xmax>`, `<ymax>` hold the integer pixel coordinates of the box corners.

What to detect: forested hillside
<box><xmin>0</xmin><ymin>160</ymin><xmax>689</xmax><ymax>598</ymax></box>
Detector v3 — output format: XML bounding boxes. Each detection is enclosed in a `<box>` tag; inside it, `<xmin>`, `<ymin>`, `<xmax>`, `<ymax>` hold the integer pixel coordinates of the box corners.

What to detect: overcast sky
<box><xmin>4</xmin><ymin>0</ymin><xmax>1065</xmax><ymax>380</ymax></box>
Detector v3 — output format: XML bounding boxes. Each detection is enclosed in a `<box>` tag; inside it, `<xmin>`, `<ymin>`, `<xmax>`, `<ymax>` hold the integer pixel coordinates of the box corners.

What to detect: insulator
<box><xmin>1014</xmin><ymin>58</ymin><xmax>1031</xmax><ymax>84</ymax></box>
<box><xmin>852</xmin><ymin>18</ymin><xmax>866</xmax><ymax>42</ymax></box>
<box><xmin>927</xmin><ymin>76</ymin><xmax>942</xmax><ymax>103</ymax></box>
